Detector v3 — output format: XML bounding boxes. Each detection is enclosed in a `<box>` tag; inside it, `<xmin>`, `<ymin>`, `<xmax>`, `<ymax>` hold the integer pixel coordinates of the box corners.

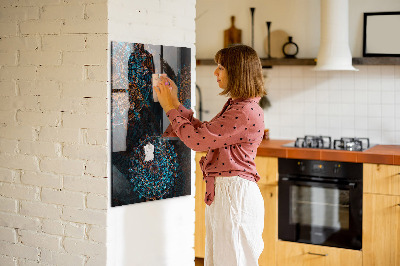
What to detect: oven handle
<box><xmin>280</xmin><ymin>177</ymin><xmax>357</xmax><ymax>189</ymax></box>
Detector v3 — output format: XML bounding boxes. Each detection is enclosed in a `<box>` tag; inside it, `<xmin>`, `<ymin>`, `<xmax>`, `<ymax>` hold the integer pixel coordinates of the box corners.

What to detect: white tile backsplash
<box><xmin>196</xmin><ymin>65</ymin><xmax>400</xmax><ymax>144</ymax></box>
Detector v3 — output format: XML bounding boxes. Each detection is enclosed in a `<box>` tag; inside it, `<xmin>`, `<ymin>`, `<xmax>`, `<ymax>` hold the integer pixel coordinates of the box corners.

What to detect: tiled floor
<box><xmin>195</xmin><ymin>257</ymin><xmax>204</xmax><ymax>266</ymax></box>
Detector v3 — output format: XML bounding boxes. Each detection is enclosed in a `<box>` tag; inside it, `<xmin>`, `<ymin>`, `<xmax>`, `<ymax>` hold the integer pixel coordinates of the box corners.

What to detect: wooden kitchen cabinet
<box><xmin>364</xmin><ymin>163</ymin><xmax>400</xmax><ymax>196</ymax></box>
<box><xmin>195</xmin><ymin>152</ymin><xmax>207</xmax><ymax>258</ymax></box>
<box><xmin>276</xmin><ymin>241</ymin><xmax>362</xmax><ymax>266</ymax></box>
<box><xmin>363</xmin><ymin>163</ymin><xmax>400</xmax><ymax>266</ymax></box>
<box><xmin>258</xmin><ymin>184</ymin><xmax>278</xmax><ymax>266</ymax></box>
<box><xmin>255</xmin><ymin>156</ymin><xmax>278</xmax><ymax>186</ymax></box>
<box><xmin>363</xmin><ymin>193</ymin><xmax>400</xmax><ymax>266</ymax></box>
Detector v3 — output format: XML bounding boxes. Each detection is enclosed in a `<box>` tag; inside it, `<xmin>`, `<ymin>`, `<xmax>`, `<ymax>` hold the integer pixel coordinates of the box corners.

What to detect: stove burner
<box><xmin>333</xmin><ymin>137</ymin><xmax>370</xmax><ymax>151</ymax></box>
<box><xmin>295</xmin><ymin>135</ymin><xmax>332</xmax><ymax>149</ymax></box>
<box><xmin>287</xmin><ymin>136</ymin><xmax>372</xmax><ymax>151</ymax></box>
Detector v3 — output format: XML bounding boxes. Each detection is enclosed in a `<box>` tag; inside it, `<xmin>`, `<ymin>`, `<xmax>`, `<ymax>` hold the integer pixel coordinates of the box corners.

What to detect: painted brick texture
<box><xmin>0</xmin><ymin>0</ymin><xmax>108</xmax><ymax>265</ymax></box>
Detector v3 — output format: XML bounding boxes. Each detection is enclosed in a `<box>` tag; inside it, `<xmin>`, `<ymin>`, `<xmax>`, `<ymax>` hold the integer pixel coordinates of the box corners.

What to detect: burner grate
<box><xmin>295</xmin><ymin>135</ymin><xmax>332</xmax><ymax>149</ymax></box>
<box><xmin>333</xmin><ymin>137</ymin><xmax>370</xmax><ymax>151</ymax></box>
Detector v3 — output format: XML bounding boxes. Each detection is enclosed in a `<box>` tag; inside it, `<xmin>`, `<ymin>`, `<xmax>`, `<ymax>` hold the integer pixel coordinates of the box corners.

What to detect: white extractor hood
<box><xmin>314</xmin><ymin>0</ymin><xmax>358</xmax><ymax>71</ymax></box>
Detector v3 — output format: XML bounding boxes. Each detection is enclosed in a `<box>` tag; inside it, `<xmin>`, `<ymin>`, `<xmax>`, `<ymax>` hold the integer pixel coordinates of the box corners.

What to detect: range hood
<box><xmin>314</xmin><ymin>0</ymin><xmax>358</xmax><ymax>71</ymax></box>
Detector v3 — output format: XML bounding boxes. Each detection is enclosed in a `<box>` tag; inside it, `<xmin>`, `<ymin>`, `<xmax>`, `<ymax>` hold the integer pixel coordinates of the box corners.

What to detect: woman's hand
<box><xmin>154</xmin><ymin>76</ymin><xmax>176</xmax><ymax>113</ymax></box>
<box><xmin>166</xmin><ymin>77</ymin><xmax>181</xmax><ymax>109</ymax></box>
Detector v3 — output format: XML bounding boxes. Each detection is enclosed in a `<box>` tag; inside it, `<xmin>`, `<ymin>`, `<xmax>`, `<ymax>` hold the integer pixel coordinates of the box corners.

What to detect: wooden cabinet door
<box><xmin>259</xmin><ymin>185</ymin><xmax>278</xmax><ymax>266</ymax></box>
<box><xmin>276</xmin><ymin>241</ymin><xmax>362</xmax><ymax>266</ymax></box>
<box><xmin>363</xmin><ymin>193</ymin><xmax>400</xmax><ymax>266</ymax></box>
<box><xmin>255</xmin><ymin>156</ymin><xmax>278</xmax><ymax>186</ymax></box>
<box><xmin>195</xmin><ymin>152</ymin><xmax>207</xmax><ymax>258</ymax></box>
<box><xmin>364</xmin><ymin>164</ymin><xmax>400</xmax><ymax>196</ymax></box>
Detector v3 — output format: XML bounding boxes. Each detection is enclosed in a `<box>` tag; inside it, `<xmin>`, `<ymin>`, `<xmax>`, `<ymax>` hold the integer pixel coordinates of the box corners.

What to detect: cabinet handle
<box><xmin>307</xmin><ymin>252</ymin><xmax>328</xmax><ymax>257</ymax></box>
<box><xmin>397</xmin><ymin>204</ymin><xmax>400</xmax><ymax>207</ymax></box>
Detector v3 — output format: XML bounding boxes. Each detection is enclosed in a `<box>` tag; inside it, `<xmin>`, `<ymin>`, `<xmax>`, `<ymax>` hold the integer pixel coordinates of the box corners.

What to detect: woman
<box><xmin>155</xmin><ymin>44</ymin><xmax>266</xmax><ymax>266</ymax></box>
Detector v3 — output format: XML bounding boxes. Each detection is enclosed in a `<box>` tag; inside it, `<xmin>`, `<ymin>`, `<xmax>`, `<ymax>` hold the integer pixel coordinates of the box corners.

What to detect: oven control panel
<box><xmin>280</xmin><ymin>158</ymin><xmax>362</xmax><ymax>180</ymax></box>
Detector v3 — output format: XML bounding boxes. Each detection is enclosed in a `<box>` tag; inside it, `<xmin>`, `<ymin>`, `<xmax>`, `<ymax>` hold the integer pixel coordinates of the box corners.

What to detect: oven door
<box><xmin>278</xmin><ymin>176</ymin><xmax>362</xmax><ymax>250</ymax></box>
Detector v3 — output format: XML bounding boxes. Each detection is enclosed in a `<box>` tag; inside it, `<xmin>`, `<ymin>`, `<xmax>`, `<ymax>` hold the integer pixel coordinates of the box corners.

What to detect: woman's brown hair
<box><xmin>214</xmin><ymin>44</ymin><xmax>266</xmax><ymax>99</ymax></box>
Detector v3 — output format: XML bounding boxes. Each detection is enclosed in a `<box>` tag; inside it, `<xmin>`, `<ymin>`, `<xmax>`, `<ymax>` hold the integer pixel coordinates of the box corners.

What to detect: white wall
<box><xmin>107</xmin><ymin>1</ymin><xmax>196</xmax><ymax>266</ymax></box>
<box><xmin>196</xmin><ymin>0</ymin><xmax>400</xmax><ymax>145</ymax></box>
<box><xmin>196</xmin><ymin>0</ymin><xmax>400</xmax><ymax>58</ymax></box>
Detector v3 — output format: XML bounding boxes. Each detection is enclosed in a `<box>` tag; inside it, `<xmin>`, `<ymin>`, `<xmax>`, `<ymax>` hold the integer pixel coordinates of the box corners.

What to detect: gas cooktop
<box><xmin>282</xmin><ymin>135</ymin><xmax>375</xmax><ymax>151</ymax></box>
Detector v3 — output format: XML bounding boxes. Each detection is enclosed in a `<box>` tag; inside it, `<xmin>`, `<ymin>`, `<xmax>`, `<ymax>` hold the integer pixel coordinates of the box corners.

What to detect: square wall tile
<box><xmin>382</xmin><ymin>104</ymin><xmax>395</xmax><ymax>118</ymax></box>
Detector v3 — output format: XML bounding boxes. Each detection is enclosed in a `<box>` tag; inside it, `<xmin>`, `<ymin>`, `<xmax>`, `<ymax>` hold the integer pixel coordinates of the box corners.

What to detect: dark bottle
<box><xmin>282</xmin><ymin>36</ymin><xmax>299</xmax><ymax>58</ymax></box>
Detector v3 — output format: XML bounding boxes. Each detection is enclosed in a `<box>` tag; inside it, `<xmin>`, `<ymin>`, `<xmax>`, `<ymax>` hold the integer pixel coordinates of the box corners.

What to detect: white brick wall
<box><xmin>0</xmin><ymin>0</ymin><xmax>108</xmax><ymax>265</ymax></box>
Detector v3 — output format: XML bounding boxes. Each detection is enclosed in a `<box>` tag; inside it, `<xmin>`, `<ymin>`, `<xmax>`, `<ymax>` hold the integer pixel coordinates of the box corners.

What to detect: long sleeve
<box><xmin>166</xmin><ymin>105</ymin><xmax>249</xmax><ymax>152</ymax></box>
<box><xmin>162</xmin><ymin>104</ymin><xmax>202</xmax><ymax>137</ymax></box>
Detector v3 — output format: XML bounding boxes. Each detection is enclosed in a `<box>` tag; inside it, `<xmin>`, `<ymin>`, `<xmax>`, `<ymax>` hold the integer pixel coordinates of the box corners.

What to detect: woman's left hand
<box><xmin>154</xmin><ymin>76</ymin><xmax>176</xmax><ymax>113</ymax></box>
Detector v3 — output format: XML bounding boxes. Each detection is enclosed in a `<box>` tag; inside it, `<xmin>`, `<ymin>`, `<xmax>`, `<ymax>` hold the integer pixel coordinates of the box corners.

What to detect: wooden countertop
<box><xmin>256</xmin><ymin>139</ymin><xmax>400</xmax><ymax>165</ymax></box>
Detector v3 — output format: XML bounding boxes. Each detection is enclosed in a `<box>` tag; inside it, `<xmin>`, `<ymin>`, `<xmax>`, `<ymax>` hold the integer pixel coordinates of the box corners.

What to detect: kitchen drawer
<box><xmin>276</xmin><ymin>241</ymin><xmax>362</xmax><ymax>266</ymax></box>
<box><xmin>364</xmin><ymin>164</ymin><xmax>400</xmax><ymax>196</ymax></box>
<box><xmin>255</xmin><ymin>156</ymin><xmax>278</xmax><ymax>186</ymax></box>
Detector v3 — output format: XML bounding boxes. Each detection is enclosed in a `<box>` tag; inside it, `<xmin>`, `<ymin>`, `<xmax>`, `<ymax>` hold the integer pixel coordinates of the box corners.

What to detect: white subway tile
<box><xmin>367</xmin><ymin>117</ymin><xmax>382</xmax><ymax>131</ymax></box>
<box><xmin>381</xmin><ymin>131</ymin><xmax>396</xmax><ymax>144</ymax></box>
<box><xmin>382</xmin><ymin>90</ymin><xmax>395</xmax><ymax>104</ymax></box>
<box><xmin>328</xmin><ymin>116</ymin><xmax>341</xmax><ymax>130</ymax></box>
<box><xmin>354</xmin><ymin>116</ymin><xmax>368</xmax><ymax>130</ymax></box>
<box><xmin>341</xmin><ymin>104</ymin><xmax>355</xmax><ymax>116</ymax></box>
<box><xmin>367</xmin><ymin>104</ymin><xmax>382</xmax><ymax>118</ymax></box>
<box><xmin>381</xmin><ymin>66</ymin><xmax>395</xmax><ymax>77</ymax></box>
<box><xmin>341</xmin><ymin>128</ymin><xmax>355</xmax><ymax>137</ymax></box>
<box><xmin>367</xmin><ymin>129</ymin><xmax>382</xmax><ymax>143</ymax></box>
<box><xmin>341</xmin><ymin>117</ymin><xmax>355</xmax><ymax>129</ymax></box>
<box><xmin>316</xmin><ymin>116</ymin><xmax>330</xmax><ymax>128</ymax></box>
<box><xmin>328</xmin><ymin>103</ymin><xmax>341</xmax><ymax>116</ymax></box>
<box><xmin>367</xmin><ymin>91</ymin><xmax>381</xmax><ymax>105</ymax></box>
<box><xmin>328</xmin><ymin>88</ymin><xmax>341</xmax><ymax>103</ymax></box>
<box><xmin>316</xmin><ymin>89</ymin><xmax>329</xmax><ymax>103</ymax></box>
<box><xmin>316</xmin><ymin>103</ymin><xmax>329</xmax><ymax>116</ymax></box>
<box><xmin>341</xmin><ymin>89</ymin><xmax>354</xmax><ymax>104</ymax></box>
<box><xmin>382</xmin><ymin>104</ymin><xmax>395</xmax><ymax>118</ymax></box>
<box><xmin>382</xmin><ymin>117</ymin><xmax>396</xmax><ymax>131</ymax></box>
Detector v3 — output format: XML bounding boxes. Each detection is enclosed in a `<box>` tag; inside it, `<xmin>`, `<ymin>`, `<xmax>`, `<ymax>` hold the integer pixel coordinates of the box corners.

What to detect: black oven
<box><xmin>278</xmin><ymin>158</ymin><xmax>363</xmax><ymax>250</ymax></box>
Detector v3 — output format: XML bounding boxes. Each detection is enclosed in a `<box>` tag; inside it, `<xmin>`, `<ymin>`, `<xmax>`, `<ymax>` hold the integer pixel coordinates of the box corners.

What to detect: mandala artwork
<box><xmin>111</xmin><ymin>41</ymin><xmax>191</xmax><ymax>207</ymax></box>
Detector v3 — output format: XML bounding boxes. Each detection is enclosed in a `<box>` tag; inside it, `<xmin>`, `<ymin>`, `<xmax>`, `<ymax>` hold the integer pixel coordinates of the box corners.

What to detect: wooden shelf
<box><xmin>196</xmin><ymin>57</ymin><xmax>400</xmax><ymax>67</ymax></box>
<box><xmin>352</xmin><ymin>57</ymin><xmax>400</xmax><ymax>65</ymax></box>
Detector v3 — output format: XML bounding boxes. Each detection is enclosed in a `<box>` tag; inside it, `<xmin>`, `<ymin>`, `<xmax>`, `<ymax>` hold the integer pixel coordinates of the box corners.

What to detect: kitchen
<box><xmin>195</xmin><ymin>0</ymin><xmax>400</xmax><ymax>265</ymax></box>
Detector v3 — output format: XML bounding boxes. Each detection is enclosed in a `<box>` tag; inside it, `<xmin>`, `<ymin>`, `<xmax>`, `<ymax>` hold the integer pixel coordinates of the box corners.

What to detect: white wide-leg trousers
<box><xmin>205</xmin><ymin>176</ymin><xmax>264</xmax><ymax>266</ymax></box>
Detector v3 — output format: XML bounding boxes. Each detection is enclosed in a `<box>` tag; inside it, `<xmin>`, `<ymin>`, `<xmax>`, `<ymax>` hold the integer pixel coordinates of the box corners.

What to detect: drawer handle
<box><xmin>307</xmin><ymin>252</ymin><xmax>328</xmax><ymax>257</ymax></box>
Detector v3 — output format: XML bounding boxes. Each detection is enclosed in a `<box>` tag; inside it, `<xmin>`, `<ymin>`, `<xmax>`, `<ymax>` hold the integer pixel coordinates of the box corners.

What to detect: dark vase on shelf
<box><xmin>266</xmin><ymin>21</ymin><xmax>272</xmax><ymax>59</ymax></box>
<box><xmin>282</xmin><ymin>36</ymin><xmax>299</xmax><ymax>58</ymax></box>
